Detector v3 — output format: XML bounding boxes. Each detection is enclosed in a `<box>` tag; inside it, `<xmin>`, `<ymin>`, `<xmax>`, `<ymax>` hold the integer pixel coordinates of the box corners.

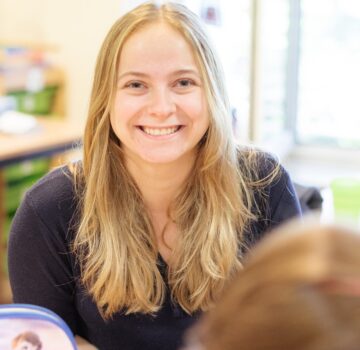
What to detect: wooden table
<box><xmin>0</xmin><ymin>117</ymin><xmax>83</xmax><ymax>303</ymax></box>
<box><xmin>0</xmin><ymin>117</ymin><xmax>83</xmax><ymax>167</ymax></box>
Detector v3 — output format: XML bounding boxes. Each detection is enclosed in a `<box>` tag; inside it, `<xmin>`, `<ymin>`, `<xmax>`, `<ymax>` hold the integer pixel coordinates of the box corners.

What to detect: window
<box><xmin>247</xmin><ymin>0</ymin><xmax>294</xmax><ymax>156</ymax></box>
<box><xmin>260</xmin><ymin>0</ymin><xmax>290</xmax><ymax>141</ymax></box>
<box><xmin>297</xmin><ymin>0</ymin><xmax>360</xmax><ymax>148</ymax></box>
<box><xmin>199</xmin><ymin>0</ymin><xmax>252</xmax><ymax>141</ymax></box>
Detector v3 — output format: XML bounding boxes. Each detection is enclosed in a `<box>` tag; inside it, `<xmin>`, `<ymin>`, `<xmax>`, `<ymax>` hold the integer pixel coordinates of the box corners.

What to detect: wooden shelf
<box><xmin>0</xmin><ymin>117</ymin><xmax>83</xmax><ymax>166</ymax></box>
<box><xmin>0</xmin><ymin>117</ymin><xmax>83</xmax><ymax>302</ymax></box>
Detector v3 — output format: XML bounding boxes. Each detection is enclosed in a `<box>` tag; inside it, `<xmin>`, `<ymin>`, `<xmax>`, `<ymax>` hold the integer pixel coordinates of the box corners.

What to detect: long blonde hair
<box><xmin>72</xmin><ymin>1</ymin><xmax>276</xmax><ymax>318</ymax></box>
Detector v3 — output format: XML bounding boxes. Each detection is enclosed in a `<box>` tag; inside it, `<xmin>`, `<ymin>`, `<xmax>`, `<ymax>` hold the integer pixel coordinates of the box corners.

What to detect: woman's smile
<box><xmin>138</xmin><ymin>125</ymin><xmax>184</xmax><ymax>137</ymax></box>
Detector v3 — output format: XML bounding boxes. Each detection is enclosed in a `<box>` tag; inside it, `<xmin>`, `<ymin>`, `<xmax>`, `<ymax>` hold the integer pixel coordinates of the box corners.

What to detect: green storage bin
<box><xmin>7</xmin><ymin>85</ymin><xmax>58</xmax><ymax>115</ymax></box>
<box><xmin>5</xmin><ymin>174</ymin><xmax>44</xmax><ymax>213</ymax></box>
<box><xmin>4</xmin><ymin>158</ymin><xmax>50</xmax><ymax>184</ymax></box>
<box><xmin>1</xmin><ymin>215</ymin><xmax>13</xmax><ymax>277</ymax></box>
<box><xmin>330</xmin><ymin>178</ymin><xmax>360</xmax><ymax>224</ymax></box>
<box><xmin>3</xmin><ymin>215</ymin><xmax>12</xmax><ymax>245</ymax></box>
<box><xmin>1</xmin><ymin>158</ymin><xmax>50</xmax><ymax>277</ymax></box>
<box><xmin>4</xmin><ymin>158</ymin><xmax>50</xmax><ymax>214</ymax></box>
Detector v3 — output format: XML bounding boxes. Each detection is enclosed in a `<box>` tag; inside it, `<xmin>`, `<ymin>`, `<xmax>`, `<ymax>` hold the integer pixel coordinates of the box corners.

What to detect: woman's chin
<box><xmin>141</xmin><ymin>155</ymin><xmax>183</xmax><ymax>165</ymax></box>
<box><xmin>139</xmin><ymin>150</ymin><xmax>193</xmax><ymax>166</ymax></box>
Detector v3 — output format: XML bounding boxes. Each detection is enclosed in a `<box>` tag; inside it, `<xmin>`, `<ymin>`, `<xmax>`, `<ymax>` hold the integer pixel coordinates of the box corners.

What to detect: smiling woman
<box><xmin>8</xmin><ymin>2</ymin><xmax>301</xmax><ymax>350</ymax></box>
<box><xmin>112</xmin><ymin>21</ymin><xmax>209</xmax><ymax>166</ymax></box>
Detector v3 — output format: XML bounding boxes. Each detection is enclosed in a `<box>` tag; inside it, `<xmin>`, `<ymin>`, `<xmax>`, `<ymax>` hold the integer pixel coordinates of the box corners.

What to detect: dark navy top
<box><xmin>8</xmin><ymin>158</ymin><xmax>301</xmax><ymax>350</ymax></box>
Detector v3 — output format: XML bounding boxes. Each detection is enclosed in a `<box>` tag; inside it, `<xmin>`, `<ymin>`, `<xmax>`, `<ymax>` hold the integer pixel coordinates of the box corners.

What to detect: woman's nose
<box><xmin>147</xmin><ymin>88</ymin><xmax>176</xmax><ymax>119</ymax></box>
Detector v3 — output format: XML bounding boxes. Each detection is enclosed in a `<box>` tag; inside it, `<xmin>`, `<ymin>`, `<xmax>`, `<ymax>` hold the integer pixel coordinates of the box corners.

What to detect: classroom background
<box><xmin>0</xmin><ymin>0</ymin><xmax>359</xmax><ymax>304</ymax></box>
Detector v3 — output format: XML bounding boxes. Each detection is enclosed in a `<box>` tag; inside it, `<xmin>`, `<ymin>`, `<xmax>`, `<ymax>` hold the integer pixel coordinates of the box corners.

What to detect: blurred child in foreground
<box><xmin>183</xmin><ymin>222</ymin><xmax>360</xmax><ymax>350</ymax></box>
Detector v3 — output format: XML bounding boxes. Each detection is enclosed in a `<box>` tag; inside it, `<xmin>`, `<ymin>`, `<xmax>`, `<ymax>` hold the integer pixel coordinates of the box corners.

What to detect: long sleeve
<box><xmin>8</xmin><ymin>170</ymin><xmax>79</xmax><ymax>334</ymax></box>
<box><xmin>268</xmin><ymin>164</ymin><xmax>302</xmax><ymax>227</ymax></box>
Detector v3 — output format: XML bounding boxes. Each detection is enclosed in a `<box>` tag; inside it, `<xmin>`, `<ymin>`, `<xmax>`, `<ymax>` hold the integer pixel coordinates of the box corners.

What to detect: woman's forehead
<box><xmin>118</xmin><ymin>22</ymin><xmax>200</xmax><ymax>76</ymax></box>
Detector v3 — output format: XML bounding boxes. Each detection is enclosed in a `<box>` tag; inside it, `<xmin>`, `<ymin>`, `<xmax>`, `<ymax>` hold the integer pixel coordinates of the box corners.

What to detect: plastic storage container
<box><xmin>7</xmin><ymin>85</ymin><xmax>58</xmax><ymax>115</ymax></box>
<box><xmin>330</xmin><ymin>178</ymin><xmax>360</xmax><ymax>225</ymax></box>
<box><xmin>0</xmin><ymin>304</ymin><xmax>77</xmax><ymax>349</ymax></box>
<box><xmin>2</xmin><ymin>158</ymin><xmax>50</xmax><ymax>277</ymax></box>
<box><xmin>4</xmin><ymin>158</ymin><xmax>50</xmax><ymax>214</ymax></box>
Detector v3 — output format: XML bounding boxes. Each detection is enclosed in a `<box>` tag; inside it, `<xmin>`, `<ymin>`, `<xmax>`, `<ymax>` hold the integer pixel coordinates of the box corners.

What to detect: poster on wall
<box><xmin>200</xmin><ymin>0</ymin><xmax>222</xmax><ymax>26</ymax></box>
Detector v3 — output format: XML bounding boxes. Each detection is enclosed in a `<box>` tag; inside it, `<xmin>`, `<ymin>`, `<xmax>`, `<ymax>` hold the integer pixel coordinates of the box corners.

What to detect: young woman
<box><xmin>8</xmin><ymin>2</ymin><xmax>301</xmax><ymax>350</ymax></box>
<box><xmin>182</xmin><ymin>223</ymin><xmax>360</xmax><ymax>350</ymax></box>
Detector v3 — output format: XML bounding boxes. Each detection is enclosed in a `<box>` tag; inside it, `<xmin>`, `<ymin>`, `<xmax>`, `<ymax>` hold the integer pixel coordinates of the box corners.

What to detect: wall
<box><xmin>0</xmin><ymin>0</ymin><xmax>122</xmax><ymax>124</ymax></box>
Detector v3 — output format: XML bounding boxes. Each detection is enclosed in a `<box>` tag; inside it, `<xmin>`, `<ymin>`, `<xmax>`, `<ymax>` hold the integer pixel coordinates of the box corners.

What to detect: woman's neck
<box><xmin>125</xmin><ymin>154</ymin><xmax>196</xmax><ymax>213</ymax></box>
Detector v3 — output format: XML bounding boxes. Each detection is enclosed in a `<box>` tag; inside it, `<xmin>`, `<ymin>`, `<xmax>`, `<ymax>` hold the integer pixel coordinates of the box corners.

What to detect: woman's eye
<box><xmin>175</xmin><ymin>79</ymin><xmax>194</xmax><ymax>88</ymax></box>
<box><xmin>126</xmin><ymin>81</ymin><xmax>144</xmax><ymax>89</ymax></box>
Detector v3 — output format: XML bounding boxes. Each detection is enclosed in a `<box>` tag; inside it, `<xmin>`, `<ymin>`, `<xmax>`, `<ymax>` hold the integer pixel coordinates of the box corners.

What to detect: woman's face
<box><xmin>111</xmin><ymin>22</ymin><xmax>209</xmax><ymax>166</ymax></box>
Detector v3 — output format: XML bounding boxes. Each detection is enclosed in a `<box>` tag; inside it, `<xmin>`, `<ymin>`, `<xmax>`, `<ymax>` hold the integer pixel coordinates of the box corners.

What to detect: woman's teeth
<box><xmin>142</xmin><ymin>126</ymin><xmax>179</xmax><ymax>136</ymax></box>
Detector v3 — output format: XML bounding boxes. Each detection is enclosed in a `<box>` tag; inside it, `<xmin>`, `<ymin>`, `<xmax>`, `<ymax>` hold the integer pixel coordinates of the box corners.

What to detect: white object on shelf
<box><xmin>0</xmin><ymin>96</ymin><xmax>17</xmax><ymax>114</ymax></box>
<box><xmin>0</xmin><ymin>110</ymin><xmax>38</xmax><ymax>134</ymax></box>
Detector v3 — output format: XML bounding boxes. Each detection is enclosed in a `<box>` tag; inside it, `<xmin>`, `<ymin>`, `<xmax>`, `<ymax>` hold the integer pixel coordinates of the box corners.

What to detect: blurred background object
<box><xmin>330</xmin><ymin>178</ymin><xmax>360</xmax><ymax>226</ymax></box>
<box><xmin>0</xmin><ymin>5</ymin><xmax>84</xmax><ymax>302</ymax></box>
<box><xmin>0</xmin><ymin>44</ymin><xmax>64</xmax><ymax>116</ymax></box>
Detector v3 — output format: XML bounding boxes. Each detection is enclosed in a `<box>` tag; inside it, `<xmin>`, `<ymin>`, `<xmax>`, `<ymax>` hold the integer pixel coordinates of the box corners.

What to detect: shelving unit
<box><xmin>0</xmin><ymin>43</ymin><xmax>77</xmax><ymax>303</ymax></box>
<box><xmin>0</xmin><ymin>117</ymin><xmax>83</xmax><ymax>303</ymax></box>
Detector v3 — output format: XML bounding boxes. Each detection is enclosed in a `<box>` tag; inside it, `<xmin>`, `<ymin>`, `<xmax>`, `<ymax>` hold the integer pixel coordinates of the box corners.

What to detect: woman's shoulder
<box><xmin>237</xmin><ymin>147</ymin><xmax>296</xmax><ymax>201</ymax></box>
<box><xmin>27</xmin><ymin>164</ymin><xmax>76</xmax><ymax>201</ymax></box>
<box><xmin>23</xmin><ymin>163</ymin><xmax>80</xmax><ymax>224</ymax></box>
<box><xmin>236</xmin><ymin>147</ymin><xmax>281</xmax><ymax>182</ymax></box>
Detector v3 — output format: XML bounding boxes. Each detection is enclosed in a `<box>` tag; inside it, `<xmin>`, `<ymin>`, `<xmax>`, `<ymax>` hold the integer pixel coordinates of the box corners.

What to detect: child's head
<box><xmin>183</xmin><ymin>223</ymin><xmax>360</xmax><ymax>350</ymax></box>
<box><xmin>12</xmin><ymin>331</ymin><xmax>42</xmax><ymax>350</ymax></box>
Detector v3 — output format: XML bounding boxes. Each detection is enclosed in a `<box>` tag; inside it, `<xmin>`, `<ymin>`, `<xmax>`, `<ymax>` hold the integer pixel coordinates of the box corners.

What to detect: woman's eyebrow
<box><xmin>118</xmin><ymin>71</ymin><xmax>149</xmax><ymax>81</ymax></box>
<box><xmin>171</xmin><ymin>69</ymin><xmax>201</xmax><ymax>77</ymax></box>
<box><xmin>118</xmin><ymin>68</ymin><xmax>201</xmax><ymax>81</ymax></box>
